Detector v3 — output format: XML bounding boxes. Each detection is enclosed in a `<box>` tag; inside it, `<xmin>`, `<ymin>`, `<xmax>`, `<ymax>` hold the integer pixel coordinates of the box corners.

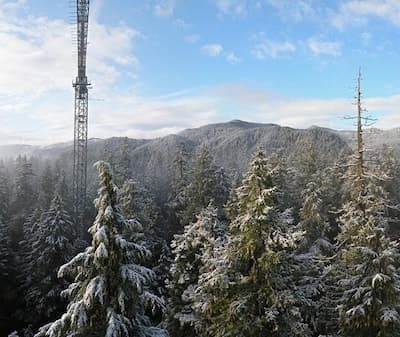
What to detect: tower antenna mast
<box><xmin>73</xmin><ymin>0</ymin><xmax>90</xmax><ymax>225</ymax></box>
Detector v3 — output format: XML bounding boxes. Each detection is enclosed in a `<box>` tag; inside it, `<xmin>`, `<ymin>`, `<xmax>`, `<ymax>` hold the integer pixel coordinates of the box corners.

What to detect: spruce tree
<box><xmin>0</xmin><ymin>218</ymin><xmax>10</xmax><ymax>279</ymax></box>
<box><xmin>18</xmin><ymin>208</ymin><xmax>42</xmax><ymax>307</ymax></box>
<box><xmin>26</xmin><ymin>195</ymin><xmax>76</xmax><ymax>324</ymax></box>
<box><xmin>294</xmin><ymin>179</ymin><xmax>333</xmax><ymax>336</ymax></box>
<box><xmin>207</xmin><ymin>150</ymin><xmax>308</xmax><ymax>337</ymax></box>
<box><xmin>189</xmin><ymin>206</ymin><xmax>228</xmax><ymax>336</ymax></box>
<box><xmin>35</xmin><ymin>161</ymin><xmax>166</xmax><ymax>337</ymax></box>
<box><xmin>39</xmin><ymin>164</ymin><xmax>55</xmax><ymax>209</ymax></box>
<box><xmin>177</xmin><ymin>146</ymin><xmax>228</xmax><ymax>225</ymax></box>
<box><xmin>336</xmin><ymin>172</ymin><xmax>400</xmax><ymax>337</ymax></box>
<box><xmin>11</xmin><ymin>156</ymin><xmax>36</xmax><ymax>247</ymax></box>
<box><xmin>167</xmin><ymin>204</ymin><xmax>221</xmax><ymax>337</ymax></box>
<box><xmin>334</xmin><ymin>71</ymin><xmax>400</xmax><ymax>337</ymax></box>
<box><xmin>0</xmin><ymin>161</ymin><xmax>11</xmax><ymax>222</ymax></box>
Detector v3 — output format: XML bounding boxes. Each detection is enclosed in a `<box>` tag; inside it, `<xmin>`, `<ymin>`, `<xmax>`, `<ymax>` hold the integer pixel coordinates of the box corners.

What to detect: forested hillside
<box><xmin>1</xmin><ymin>120</ymin><xmax>400</xmax><ymax>337</ymax></box>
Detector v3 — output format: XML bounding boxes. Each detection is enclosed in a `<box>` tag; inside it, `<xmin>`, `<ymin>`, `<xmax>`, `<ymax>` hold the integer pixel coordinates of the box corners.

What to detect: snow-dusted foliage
<box><xmin>35</xmin><ymin>161</ymin><xmax>166</xmax><ymax>337</ymax></box>
<box><xmin>335</xmin><ymin>169</ymin><xmax>400</xmax><ymax>337</ymax></box>
<box><xmin>118</xmin><ymin>178</ymin><xmax>160</xmax><ymax>246</ymax></box>
<box><xmin>0</xmin><ymin>217</ymin><xmax>11</xmax><ymax>277</ymax></box>
<box><xmin>167</xmin><ymin>204</ymin><xmax>223</xmax><ymax>337</ymax></box>
<box><xmin>25</xmin><ymin>195</ymin><xmax>76</xmax><ymax>321</ymax></box>
<box><xmin>208</xmin><ymin>150</ymin><xmax>309</xmax><ymax>337</ymax></box>
<box><xmin>175</xmin><ymin>145</ymin><xmax>229</xmax><ymax>225</ymax></box>
<box><xmin>292</xmin><ymin>178</ymin><xmax>334</xmax><ymax>336</ymax></box>
<box><xmin>298</xmin><ymin>181</ymin><xmax>332</xmax><ymax>254</ymax></box>
<box><xmin>18</xmin><ymin>208</ymin><xmax>42</xmax><ymax>299</ymax></box>
<box><xmin>189</xmin><ymin>215</ymin><xmax>228</xmax><ymax>336</ymax></box>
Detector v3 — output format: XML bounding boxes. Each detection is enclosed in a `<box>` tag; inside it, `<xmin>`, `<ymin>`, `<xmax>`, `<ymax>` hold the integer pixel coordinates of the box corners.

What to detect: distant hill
<box><xmin>1</xmin><ymin>120</ymin><xmax>399</xmax><ymax>200</ymax></box>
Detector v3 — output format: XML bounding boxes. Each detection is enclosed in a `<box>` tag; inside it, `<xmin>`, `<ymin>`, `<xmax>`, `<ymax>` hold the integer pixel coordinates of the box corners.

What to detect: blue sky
<box><xmin>0</xmin><ymin>0</ymin><xmax>400</xmax><ymax>144</ymax></box>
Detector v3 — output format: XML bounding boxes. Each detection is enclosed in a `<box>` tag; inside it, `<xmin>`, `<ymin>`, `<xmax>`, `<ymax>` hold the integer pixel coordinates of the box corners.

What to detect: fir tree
<box><xmin>35</xmin><ymin>161</ymin><xmax>166</xmax><ymax>337</ymax></box>
<box><xmin>119</xmin><ymin>179</ymin><xmax>160</xmax><ymax>235</ymax></box>
<box><xmin>14</xmin><ymin>155</ymin><xmax>35</xmax><ymax>212</ymax></box>
<box><xmin>26</xmin><ymin>195</ymin><xmax>76</xmax><ymax>324</ymax></box>
<box><xmin>39</xmin><ymin>164</ymin><xmax>55</xmax><ymax>209</ymax></box>
<box><xmin>298</xmin><ymin>180</ymin><xmax>331</xmax><ymax>253</ymax></box>
<box><xmin>11</xmin><ymin>156</ymin><xmax>36</xmax><ymax>247</ymax></box>
<box><xmin>189</xmin><ymin>206</ymin><xmax>228</xmax><ymax>336</ymax></box>
<box><xmin>167</xmin><ymin>143</ymin><xmax>190</xmax><ymax>237</ymax></box>
<box><xmin>167</xmin><ymin>204</ymin><xmax>221</xmax><ymax>337</ymax></box>
<box><xmin>0</xmin><ymin>218</ymin><xmax>10</xmax><ymax>279</ymax></box>
<box><xmin>334</xmin><ymin>71</ymin><xmax>400</xmax><ymax>337</ymax></box>
<box><xmin>207</xmin><ymin>150</ymin><xmax>308</xmax><ymax>337</ymax></box>
<box><xmin>0</xmin><ymin>161</ymin><xmax>11</xmax><ymax>222</ymax></box>
<box><xmin>177</xmin><ymin>146</ymin><xmax>228</xmax><ymax>225</ymax></box>
<box><xmin>336</xmin><ymin>172</ymin><xmax>400</xmax><ymax>337</ymax></box>
<box><xmin>18</xmin><ymin>208</ymin><xmax>42</xmax><ymax>299</ymax></box>
<box><xmin>294</xmin><ymin>179</ymin><xmax>334</xmax><ymax>336</ymax></box>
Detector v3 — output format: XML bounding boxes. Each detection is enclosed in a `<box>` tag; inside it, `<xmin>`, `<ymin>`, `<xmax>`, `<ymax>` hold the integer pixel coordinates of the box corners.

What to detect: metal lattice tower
<box><xmin>73</xmin><ymin>0</ymin><xmax>90</xmax><ymax>224</ymax></box>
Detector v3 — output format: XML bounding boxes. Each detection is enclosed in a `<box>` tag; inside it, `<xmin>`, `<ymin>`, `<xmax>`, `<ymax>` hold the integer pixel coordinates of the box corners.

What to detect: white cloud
<box><xmin>202</xmin><ymin>43</ymin><xmax>224</xmax><ymax>57</ymax></box>
<box><xmin>333</xmin><ymin>0</ymin><xmax>400</xmax><ymax>28</ymax></box>
<box><xmin>212</xmin><ymin>0</ymin><xmax>250</xmax><ymax>17</ymax></box>
<box><xmin>0</xmin><ymin>1</ymin><xmax>140</xmax><ymax>99</ymax></box>
<box><xmin>226</xmin><ymin>51</ymin><xmax>241</xmax><ymax>64</ymax></box>
<box><xmin>252</xmin><ymin>39</ymin><xmax>296</xmax><ymax>59</ymax></box>
<box><xmin>211</xmin><ymin>83</ymin><xmax>400</xmax><ymax>130</ymax></box>
<box><xmin>185</xmin><ymin>34</ymin><xmax>200</xmax><ymax>43</ymax></box>
<box><xmin>153</xmin><ymin>0</ymin><xmax>176</xmax><ymax>17</ymax></box>
<box><xmin>307</xmin><ymin>38</ymin><xmax>341</xmax><ymax>57</ymax></box>
<box><xmin>360</xmin><ymin>32</ymin><xmax>372</xmax><ymax>46</ymax></box>
<box><xmin>174</xmin><ymin>18</ymin><xmax>191</xmax><ymax>30</ymax></box>
<box><xmin>0</xmin><ymin>0</ymin><xmax>141</xmax><ymax>144</ymax></box>
<box><xmin>266</xmin><ymin>0</ymin><xmax>316</xmax><ymax>21</ymax></box>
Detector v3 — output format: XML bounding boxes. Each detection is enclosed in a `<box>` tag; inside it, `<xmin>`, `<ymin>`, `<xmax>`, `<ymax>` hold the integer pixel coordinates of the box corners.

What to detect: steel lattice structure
<box><xmin>73</xmin><ymin>0</ymin><xmax>90</xmax><ymax>223</ymax></box>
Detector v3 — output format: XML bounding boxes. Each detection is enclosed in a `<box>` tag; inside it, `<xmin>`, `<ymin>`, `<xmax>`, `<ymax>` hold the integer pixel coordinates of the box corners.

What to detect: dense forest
<box><xmin>1</xmin><ymin>116</ymin><xmax>400</xmax><ymax>337</ymax></box>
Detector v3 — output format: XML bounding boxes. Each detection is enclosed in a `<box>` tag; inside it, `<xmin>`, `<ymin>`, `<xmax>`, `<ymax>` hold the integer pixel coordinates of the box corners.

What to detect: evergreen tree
<box><xmin>18</xmin><ymin>208</ymin><xmax>42</xmax><ymax>297</ymax></box>
<box><xmin>377</xmin><ymin>144</ymin><xmax>400</xmax><ymax>237</ymax></box>
<box><xmin>334</xmin><ymin>71</ymin><xmax>400</xmax><ymax>337</ymax></box>
<box><xmin>188</xmin><ymin>206</ymin><xmax>228</xmax><ymax>336</ymax></box>
<box><xmin>0</xmin><ymin>161</ymin><xmax>11</xmax><ymax>222</ymax></box>
<box><xmin>14</xmin><ymin>156</ymin><xmax>35</xmax><ymax>212</ymax></box>
<box><xmin>55</xmin><ymin>169</ymin><xmax>71</xmax><ymax>213</ymax></box>
<box><xmin>335</xmin><ymin>171</ymin><xmax>400</xmax><ymax>337</ymax></box>
<box><xmin>167</xmin><ymin>204</ymin><xmax>221</xmax><ymax>337</ymax></box>
<box><xmin>11</xmin><ymin>156</ymin><xmax>35</xmax><ymax>246</ymax></box>
<box><xmin>119</xmin><ymin>179</ymin><xmax>160</xmax><ymax>235</ymax></box>
<box><xmin>167</xmin><ymin>143</ymin><xmax>190</xmax><ymax>237</ymax></box>
<box><xmin>36</xmin><ymin>161</ymin><xmax>166</xmax><ymax>337</ymax></box>
<box><xmin>177</xmin><ymin>146</ymin><xmax>229</xmax><ymax>225</ymax></box>
<box><xmin>0</xmin><ymin>218</ymin><xmax>10</xmax><ymax>280</ymax></box>
<box><xmin>207</xmin><ymin>150</ymin><xmax>308</xmax><ymax>337</ymax></box>
<box><xmin>298</xmin><ymin>181</ymin><xmax>331</xmax><ymax>253</ymax></box>
<box><xmin>294</xmin><ymin>179</ymin><xmax>334</xmax><ymax>336</ymax></box>
<box><xmin>39</xmin><ymin>164</ymin><xmax>55</xmax><ymax>209</ymax></box>
<box><xmin>25</xmin><ymin>195</ymin><xmax>76</xmax><ymax>325</ymax></box>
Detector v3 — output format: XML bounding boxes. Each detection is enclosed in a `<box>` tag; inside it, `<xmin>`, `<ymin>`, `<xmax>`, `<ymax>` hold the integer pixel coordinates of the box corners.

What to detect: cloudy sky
<box><xmin>0</xmin><ymin>0</ymin><xmax>400</xmax><ymax>144</ymax></box>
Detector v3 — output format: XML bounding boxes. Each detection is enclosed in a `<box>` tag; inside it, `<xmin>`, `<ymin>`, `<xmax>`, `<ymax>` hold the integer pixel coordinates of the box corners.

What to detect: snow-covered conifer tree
<box><xmin>298</xmin><ymin>181</ymin><xmax>331</xmax><ymax>253</ymax></box>
<box><xmin>333</xmin><ymin>73</ymin><xmax>400</xmax><ymax>337</ymax></box>
<box><xmin>39</xmin><ymin>164</ymin><xmax>55</xmax><ymax>209</ymax></box>
<box><xmin>0</xmin><ymin>161</ymin><xmax>11</xmax><ymax>222</ymax></box>
<box><xmin>208</xmin><ymin>150</ymin><xmax>308</xmax><ymax>337</ymax></box>
<box><xmin>25</xmin><ymin>195</ymin><xmax>76</xmax><ymax>322</ymax></box>
<box><xmin>335</xmin><ymin>171</ymin><xmax>400</xmax><ymax>337</ymax></box>
<box><xmin>293</xmin><ymin>179</ymin><xmax>334</xmax><ymax>336</ymax></box>
<box><xmin>35</xmin><ymin>161</ymin><xmax>166</xmax><ymax>337</ymax></box>
<box><xmin>0</xmin><ymin>217</ymin><xmax>11</xmax><ymax>278</ymax></box>
<box><xmin>18</xmin><ymin>208</ymin><xmax>42</xmax><ymax>297</ymax></box>
<box><xmin>177</xmin><ymin>146</ymin><xmax>228</xmax><ymax>225</ymax></box>
<box><xmin>167</xmin><ymin>204</ymin><xmax>221</xmax><ymax>337</ymax></box>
